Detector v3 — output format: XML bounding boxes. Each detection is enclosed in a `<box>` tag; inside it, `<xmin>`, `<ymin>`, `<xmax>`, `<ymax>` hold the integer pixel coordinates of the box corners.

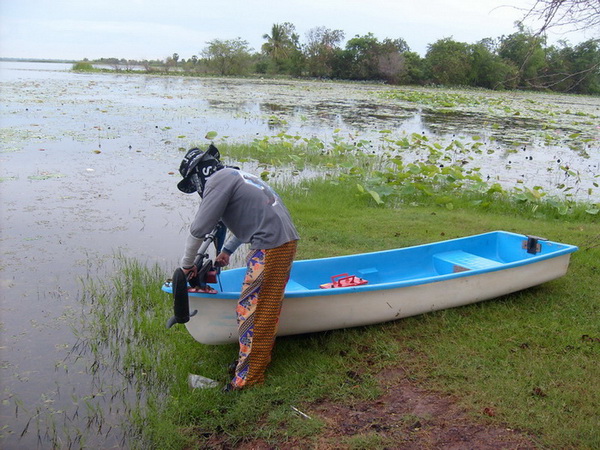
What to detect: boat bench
<box><xmin>433</xmin><ymin>250</ymin><xmax>503</xmax><ymax>274</ymax></box>
<box><xmin>286</xmin><ymin>279</ymin><xmax>308</xmax><ymax>291</ymax></box>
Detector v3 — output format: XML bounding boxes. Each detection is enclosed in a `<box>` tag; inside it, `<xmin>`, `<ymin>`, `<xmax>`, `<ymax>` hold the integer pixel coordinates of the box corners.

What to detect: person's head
<box><xmin>177</xmin><ymin>144</ymin><xmax>223</xmax><ymax>196</ymax></box>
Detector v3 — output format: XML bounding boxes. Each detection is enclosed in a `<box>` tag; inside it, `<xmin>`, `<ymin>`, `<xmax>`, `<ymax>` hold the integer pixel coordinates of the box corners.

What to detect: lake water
<box><xmin>0</xmin><ymin>61</ymin><xmax>598</xmax><ymax>448</ymax></box>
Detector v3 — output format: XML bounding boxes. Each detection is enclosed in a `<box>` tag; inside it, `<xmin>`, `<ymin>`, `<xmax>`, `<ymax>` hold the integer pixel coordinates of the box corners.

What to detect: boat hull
<box><xmin>162</xmin><ymin>231</ymin><xmax>577</xmax><ymax>345</ymax></box>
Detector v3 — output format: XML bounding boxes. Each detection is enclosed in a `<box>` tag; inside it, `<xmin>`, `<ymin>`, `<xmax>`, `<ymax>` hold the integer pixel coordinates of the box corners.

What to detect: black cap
<box><xmin>177</xmin><ymin>144</ymin><xmax>221</xmax><ymax>193</ymax></box>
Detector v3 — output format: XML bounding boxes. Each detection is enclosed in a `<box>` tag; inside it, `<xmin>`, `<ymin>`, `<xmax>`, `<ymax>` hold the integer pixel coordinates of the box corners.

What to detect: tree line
<box><xmin>90</xmin><ymin>22</ymin><xmax>600</xmax><ymax>95</ymax></box>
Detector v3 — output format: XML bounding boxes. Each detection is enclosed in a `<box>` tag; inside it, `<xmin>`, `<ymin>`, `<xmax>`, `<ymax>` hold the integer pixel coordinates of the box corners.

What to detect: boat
<box><xmin>162</xmin><ymin>231</ymin><xmax>578</xmax><ymax>345</ymax></box>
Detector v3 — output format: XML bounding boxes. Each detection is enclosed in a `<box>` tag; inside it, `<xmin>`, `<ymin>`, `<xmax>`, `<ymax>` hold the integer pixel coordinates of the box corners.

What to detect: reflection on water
<box><xmin>0</xmin><ymin>61</ymin><xmax>598</xmax><ymax>447</ymax></box>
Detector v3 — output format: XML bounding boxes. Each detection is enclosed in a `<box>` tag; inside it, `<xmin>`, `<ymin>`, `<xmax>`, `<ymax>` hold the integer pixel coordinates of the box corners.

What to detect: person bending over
<box><xmin>177</xmin><ymin>144</ymin><xmax>299</xmax><ymax>391</ymax></box>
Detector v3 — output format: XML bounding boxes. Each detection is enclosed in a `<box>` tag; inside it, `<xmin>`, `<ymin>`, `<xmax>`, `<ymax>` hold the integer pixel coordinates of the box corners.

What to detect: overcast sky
<box><xmin>0</xmin><ymin>0</ymin><xmax>594</xmax><ymax>61</ymax></box>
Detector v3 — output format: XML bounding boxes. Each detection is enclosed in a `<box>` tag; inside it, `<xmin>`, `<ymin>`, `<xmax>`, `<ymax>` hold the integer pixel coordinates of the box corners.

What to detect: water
<box><xmin>1</xmin><ymin>62</ymin><xmax>202</xmax><ymax>448</ymax></box>
<box><xmin>0</xmin><ymin>61</ymin><xmax>598</xmax><ymax>448</ymax></box>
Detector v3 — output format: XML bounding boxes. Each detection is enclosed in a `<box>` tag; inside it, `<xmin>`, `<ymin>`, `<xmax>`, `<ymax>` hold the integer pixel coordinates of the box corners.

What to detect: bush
<box><xmin>72</xmin><ymin>61</ymin><xmax>94</xmax><ymax>71</ymax></box>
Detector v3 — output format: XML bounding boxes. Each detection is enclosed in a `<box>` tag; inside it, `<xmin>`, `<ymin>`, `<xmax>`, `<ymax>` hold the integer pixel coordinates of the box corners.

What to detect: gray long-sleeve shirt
<box><xmin>180</xmin><ymin>168</ymin><xmax>299</xmax><ymax>267</ymax></box>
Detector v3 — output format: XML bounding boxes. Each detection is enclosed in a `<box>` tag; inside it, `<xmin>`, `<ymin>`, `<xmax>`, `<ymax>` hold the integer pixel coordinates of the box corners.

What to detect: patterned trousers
<box><xmin>231</xmin><ymin>240</ymin><xmax>297</xmax><ymax>389</ymax></box>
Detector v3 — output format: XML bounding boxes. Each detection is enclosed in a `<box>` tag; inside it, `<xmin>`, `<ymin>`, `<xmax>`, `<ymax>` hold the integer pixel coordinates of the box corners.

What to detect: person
<box><xmin>177</xmin><ymin>144</ymin><xmax>299</xmax><ymax>391</ymax></box>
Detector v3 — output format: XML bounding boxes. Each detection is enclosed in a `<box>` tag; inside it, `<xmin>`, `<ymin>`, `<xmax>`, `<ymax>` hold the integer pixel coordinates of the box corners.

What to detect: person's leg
<box><xmin>231</xmin><ymin>248</ymin><xmax>265</xmax><ymax>388</ymax></box>
<box><xmin>231</xmin><ymin>241</ymin><xmax>297</xmax><ymax>389</ymax></box>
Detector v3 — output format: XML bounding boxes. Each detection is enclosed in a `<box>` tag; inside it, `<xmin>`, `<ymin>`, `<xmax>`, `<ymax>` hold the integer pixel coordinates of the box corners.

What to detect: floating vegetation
<box><xmin>379</xmin><ymin>88</ymin><xmax>491</xmax><ymax>108</ymax></box>
<box><xmin>27</xmin><ymin>172</ymin><xmax>65</xmax><ymax>181</ymax></box>
<box><xmin>377</xmin><ymin>87</ymin><xmax>599</xmax><ymax>152</ymax></box>
<box><xmin>220</xmin><ymin>131</ymin><xmax>598</xmax><ymax>217</ymax></box>
<box><xmin>267</xmin><ymin>115</ymin><xmax>288</xmax><ymax>126</ymax></box>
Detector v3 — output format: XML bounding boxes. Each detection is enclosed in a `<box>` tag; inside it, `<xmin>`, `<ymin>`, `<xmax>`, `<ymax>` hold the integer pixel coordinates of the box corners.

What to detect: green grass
<box><xmin>81</xmin><ymin>177</ymin><xmax>599</xmax><ymax>449</ymax></box>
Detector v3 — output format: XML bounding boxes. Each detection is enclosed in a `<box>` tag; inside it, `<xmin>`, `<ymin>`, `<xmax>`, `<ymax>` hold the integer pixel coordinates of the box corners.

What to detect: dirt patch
<box><xmin>208</xmin><ymin>367</ymin><xmax>537</xmax><ymax>449</ymax></box>
<box><xmin>306</xmin><ymin>367</ymin><xmax>537</xmax><ymax>449</ymax></box>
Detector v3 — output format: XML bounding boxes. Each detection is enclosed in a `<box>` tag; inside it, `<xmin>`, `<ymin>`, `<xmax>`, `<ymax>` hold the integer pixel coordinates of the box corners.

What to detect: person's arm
<box><xmin>222</xmin><ymin>235</ymin><xmax>244</xmax><ymax>255</ymax></box>
<box><xmin>215</xmin><ymin>235</ymin><xmax>244</xmax><ymax>267</ymax></box>
<box><xmin>180</xmin><ymin>234</ymin><xmax>204</xmax><ymax>268</ymax></box>
<box><xmin>180</xmin><ymin>177</ymin><xmax>230</xmax><ymax>268</ymax></box>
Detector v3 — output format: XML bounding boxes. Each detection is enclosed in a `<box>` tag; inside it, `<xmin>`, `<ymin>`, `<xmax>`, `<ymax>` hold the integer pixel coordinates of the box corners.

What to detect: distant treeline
<box><xmin>82</xmin><ymin>23</ymin><xmax>599</xmax><ymax>95</ymax></box>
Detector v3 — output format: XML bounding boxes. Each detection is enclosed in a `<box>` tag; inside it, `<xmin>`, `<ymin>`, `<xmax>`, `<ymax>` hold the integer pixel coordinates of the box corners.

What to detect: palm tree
<box><xmin>262</xmin><ymin>23</ymin><xmax>298</xmax><ymax>65</ymax></box>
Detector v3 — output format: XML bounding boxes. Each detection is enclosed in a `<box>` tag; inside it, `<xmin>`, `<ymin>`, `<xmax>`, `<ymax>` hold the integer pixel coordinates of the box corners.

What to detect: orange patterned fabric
<box><xmin>231</xmin><ymin>240</ymin><xmax>297</xmax><ymax>389</ymax></box>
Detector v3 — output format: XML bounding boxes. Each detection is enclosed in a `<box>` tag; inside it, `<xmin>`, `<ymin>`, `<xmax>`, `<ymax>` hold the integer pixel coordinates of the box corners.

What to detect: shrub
<box><xmin>72</xmin><ymin>61</ymin><xmax>94</xmax><ymax>71</ymax></box>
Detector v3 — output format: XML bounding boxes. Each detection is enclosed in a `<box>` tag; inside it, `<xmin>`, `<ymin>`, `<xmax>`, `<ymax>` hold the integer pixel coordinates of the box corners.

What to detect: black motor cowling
<box><xmin>166</xmin><ymin>268</ymin><xmax>197</xmax><ymax>329</ymax></box>
<box><xmin>166</xmin><ymin>223</ymin><xmax>225</xmax><ymax>329</ymax></box>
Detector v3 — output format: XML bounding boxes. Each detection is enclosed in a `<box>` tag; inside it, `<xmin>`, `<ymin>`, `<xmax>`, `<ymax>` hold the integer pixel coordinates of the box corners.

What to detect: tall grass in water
<box><xmin>79</xmin><ymin>258</ymin><xmax>198</xmax><ymax>448</ymax></box>
<box><xmin>81</xmin><ymin>178</ymin><xmax>599</xmax><ymax>449</ymax></box>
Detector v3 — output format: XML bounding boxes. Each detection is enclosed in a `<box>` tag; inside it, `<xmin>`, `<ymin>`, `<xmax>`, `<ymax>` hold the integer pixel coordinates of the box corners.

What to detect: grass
<box><xmin>80</xmin><ymin>176</ymin><xmax>600</xmax><ymax>449</ymax></box>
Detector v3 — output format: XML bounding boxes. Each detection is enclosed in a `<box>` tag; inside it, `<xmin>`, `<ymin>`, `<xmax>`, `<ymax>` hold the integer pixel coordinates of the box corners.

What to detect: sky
<box><xmin>0</xmin><ymin>0</ymin><xmax>595</xmax><ymax>61</ymax></box>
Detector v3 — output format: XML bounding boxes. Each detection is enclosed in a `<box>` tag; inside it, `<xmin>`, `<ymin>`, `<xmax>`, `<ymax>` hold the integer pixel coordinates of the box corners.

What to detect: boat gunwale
<box><xmin>162</xmin><ymin>231</ymin><xmax>578</xmax><ymax>300</ymax></box>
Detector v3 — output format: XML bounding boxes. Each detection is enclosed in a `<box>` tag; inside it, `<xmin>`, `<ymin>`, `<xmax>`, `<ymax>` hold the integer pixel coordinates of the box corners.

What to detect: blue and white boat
<box><xmin>162</xmin><ymin>231</ymin><xmax>578</xmax><ymax>345</ymax></box>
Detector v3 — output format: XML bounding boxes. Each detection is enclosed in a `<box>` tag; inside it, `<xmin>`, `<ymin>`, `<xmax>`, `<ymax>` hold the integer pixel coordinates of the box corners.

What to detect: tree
<box><xmin>523</xmin><ymin>0</ymin><xmax>600</xmax><ymax>35</ymax></box>
<box><xmin>164</xmin><ymin>56</ymin><xmax>176</xmax><ymax>73</ymax></box>
<box><xmin>304</xmin><ymin>26</ymin><xmax>345</xmax><ymax>77</ymax></box>
<box><xmin>377</xmin><ymin>52</ymin><xmax>406</xmax><ymax>84</ymax></box>
<box><xmin>520</xmin><ymin>1</ymin><xmax>599</xmax><ymax>92</ymax></box>
<box><xmin>560</xmin><ymin>39</ymin><xmax>600</xmax><ymax>93</ymax></box>
<box><xmin>400</xmin><ymin>51</ymin><xmax>426</xmax><ymax>85</ymax></box>
<box><xmin>425</xmin><ymin>38</ymin><xmax>473</xmax><ymax>85</ymax></box>
<box><xmin>262</xmin><ymin>22</ymin><xmax>303</xmax><ymax>74</ymax></box>
<box><xmin>330</xmin><ymin>34</ymin><xmax>412</xmax><ymax>83</ymax></box>
<box><xmin>202</xmin><ymin>38</ymin><xmax>253</xmax><ymax>76</ymax></box>
<box><xmin>498</xmin><ymin>26</ymin><xmax>547</xmax><ymax>88</ymax></box>
<box><xmin>377</xmin><ymin>38</ymin><xmax>411</xmax><ymax>84</ymax></box>
<box><xmin>470</xmin><ymin>40</ymin><xmax>518</xmax><ymax>89</ymax></box>
<box><xmin>343</xmin><ymin>33</ymin><xmax>381</xmax><ymax>80</ymax></box>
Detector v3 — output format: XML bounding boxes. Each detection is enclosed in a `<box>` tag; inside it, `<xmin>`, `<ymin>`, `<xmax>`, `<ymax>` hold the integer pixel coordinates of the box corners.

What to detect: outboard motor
<box><xmin>166</xmin><ymin>267</ymin><xmax>197</xmax><ymax>328</ymax></box>
<box><xmin>166</xmin><ymin>223</ymin><xmax>226</xmax><ymax>329</ymax></box>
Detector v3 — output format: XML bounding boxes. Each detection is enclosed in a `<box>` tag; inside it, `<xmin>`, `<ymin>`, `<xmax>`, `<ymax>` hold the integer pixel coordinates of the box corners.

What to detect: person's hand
<box><xmin>182</xmin><ymin>265</ymin><xmax>198</xmax><ymax>280</ymax></box>
<box><xmin>215</xmin><ymin>252</ymin><xmax>230</xmax><ymax>267</ymax></box>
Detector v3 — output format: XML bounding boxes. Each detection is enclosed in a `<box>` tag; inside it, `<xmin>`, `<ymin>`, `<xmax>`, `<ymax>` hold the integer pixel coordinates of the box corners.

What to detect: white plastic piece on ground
<box><xmin>188</xmin><ymin>374</ymin><xmax>219</xmax><ymax>389</ymax></box>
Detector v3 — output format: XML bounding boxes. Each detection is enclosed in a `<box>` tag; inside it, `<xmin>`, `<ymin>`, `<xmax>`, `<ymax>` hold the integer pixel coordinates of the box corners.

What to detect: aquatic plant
<box><xmin>377</xmin><ymin>87</ymin><xmax>599</xmax><ymax>153</ymax></box>
<box><xmin>345</xmin><ymin>146</ymin><xmax>598</xmax><ymax>218</ymax></box>
<box><xmin>379</xmin><ymin>88</ymin><xmax>490</xmax><ymax>108</ymax></box>
<box><xmin>221</xmin><ymin>131</ymin><xmax>598</xmax><ymax>218</ymax></box>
